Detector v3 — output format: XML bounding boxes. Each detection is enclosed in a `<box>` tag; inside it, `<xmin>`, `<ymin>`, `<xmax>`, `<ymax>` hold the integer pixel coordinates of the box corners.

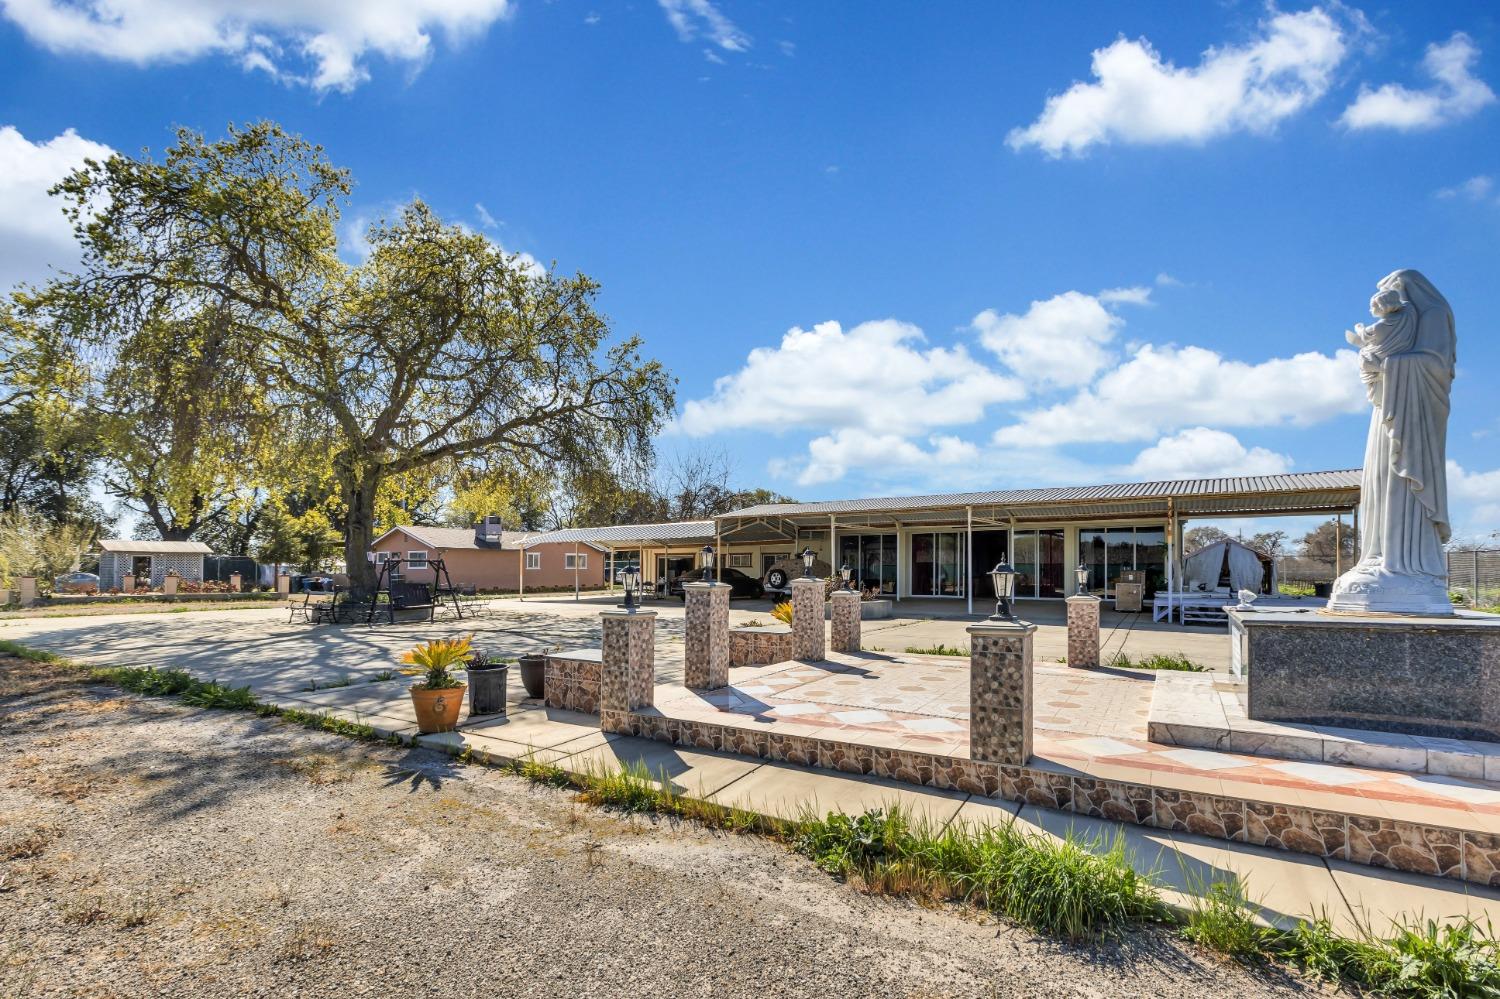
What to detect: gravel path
<box><xmin>0</xmin><ymin>657</ymin><xmax>1333</xmax><ymax>999</ymax></box>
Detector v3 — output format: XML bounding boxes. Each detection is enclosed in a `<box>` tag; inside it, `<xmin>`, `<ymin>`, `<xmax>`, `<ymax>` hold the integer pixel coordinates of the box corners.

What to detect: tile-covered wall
<box><xmin>544</xmin><ymin>654</ymin><xmax>602</xmax><ymax>714</ymax></box>
<box><xmin>1065</xmin><ymin>595</ymin><xmax>1101</xmax><ymax>669</ymax></box>
<box><xmin>729</xmin><ymin>627</ymin><xmax>794</xmax><ymax>667</ymax></box>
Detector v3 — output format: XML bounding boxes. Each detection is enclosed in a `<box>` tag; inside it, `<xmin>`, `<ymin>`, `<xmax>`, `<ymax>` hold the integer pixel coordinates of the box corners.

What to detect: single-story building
<box><xmin>368</xmin><ymin>521</ymin><xmax>607</xmax><ymax>592</ymax></box>
<box><xmin>524</xmin><ymin>470</ymin><xmax>1361</xmax><ymax>612</ymax></box>
<box><xmin>97</xmin><ymin>539</ymin><xmax>212</xmax><ymax>589</ymax></box>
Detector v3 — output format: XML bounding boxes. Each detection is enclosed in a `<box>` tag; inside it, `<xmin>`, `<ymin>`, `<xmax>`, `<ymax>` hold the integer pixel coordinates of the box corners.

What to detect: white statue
<box><xmin>1328</xmin><ymin>269</ymin><xmax>1456</xmax><ymax>616</ymax></box>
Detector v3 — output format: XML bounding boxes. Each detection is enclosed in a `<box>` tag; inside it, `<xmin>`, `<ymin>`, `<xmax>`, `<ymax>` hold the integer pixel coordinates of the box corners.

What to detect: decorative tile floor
<box><xmin>651</xmin><ymin>651</ymin><xmax>1500</xmax><ymax>833</ymax></box>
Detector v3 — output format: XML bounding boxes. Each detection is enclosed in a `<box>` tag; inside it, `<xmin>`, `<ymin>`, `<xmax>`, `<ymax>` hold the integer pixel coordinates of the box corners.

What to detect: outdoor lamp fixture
<box><xmin>700</xmin><ymin>544</ymin><xmax>716</xmax><ymax>582</ymax></box>
<box><xmin>621</xmin><ymin>564</ymin><xmax>642</xmax><ymax>612</ymax></box>
<box><xmin>800</xmin><ymin>547</ymin><xmax>816</xmax><ymax>578</ymax></box>
<box><xmin>839</xmin><ymin>562</ymin><xmax>852</xmax><ymax>591</ymax></box>
<box><xmin>988</xmin><ymin>561</ymin><xmax>1018</xmax><ymax>621</ymax></box>
<box><xmin>1075</xmin><ymin>564</ymin><xmax>1090</xmax><ymax>596</ymax></box>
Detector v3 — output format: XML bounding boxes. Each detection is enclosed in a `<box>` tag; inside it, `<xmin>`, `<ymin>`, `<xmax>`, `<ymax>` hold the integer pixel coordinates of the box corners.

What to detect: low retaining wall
<box><xmin>544</xmin><ymin>649</ymin><xmax>602</xmax><ymax>714</ymax></box>
<box><xmin>729</xmin><ymin>626</ymin><xmax>793</xmax><ymax>667</ymax></box>
<box><xmin>601</xmin><ymin>706</ymin><xmax>1500</xmax><ymax>888</ymax></box>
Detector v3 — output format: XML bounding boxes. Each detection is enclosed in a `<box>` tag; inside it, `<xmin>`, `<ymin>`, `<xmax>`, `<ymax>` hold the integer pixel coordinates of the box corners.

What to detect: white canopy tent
<box><xmin>1181</xmin><ymin>538</ymin><xmax>1276</xmax><ymax>595</ymax></box>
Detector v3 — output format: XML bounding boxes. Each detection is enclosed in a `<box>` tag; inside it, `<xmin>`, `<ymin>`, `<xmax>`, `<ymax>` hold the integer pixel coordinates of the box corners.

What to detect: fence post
<box><xmin>1476</xmin><ymin>550</ymin><xmax>1482</xmax><ymax>606</ymax></box>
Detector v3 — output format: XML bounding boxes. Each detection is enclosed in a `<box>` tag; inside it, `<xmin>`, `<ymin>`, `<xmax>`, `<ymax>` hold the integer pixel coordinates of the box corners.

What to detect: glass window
<box><xmin>407</xmin><ymin>550</ymin><xmax>428</xmax><ymax>569</ymax></box>
<box><xmin>728</xmin><ymin>553</ymin><xmax>753</xmax><ymax>568</ymax></box>
<box><xmin>564</xmin><ymin>553</ymin><xmax>587</xmax><ymax>569</ymax></box>
<box><xmin>1078</xmin><ymin>530</ymin><xmax>1107</xmax><ymax>593</ymax></box>
<box><xmin>1038</xmin><ymin>529</ymin><xmax>1065</xmax><ymax>598</ymax></box>
<box><xmin>525</xmin><ymin>552</ymin><xmax>541</xmax><ymax>570</ymax></box>
<box><xmin>1135</xmin><ymin>528</ymin><xmax>1166</xmax><ymax>598</ymax></box>
<box><xmin>1012</xmin><ymin>531</ymin><xmax>1038</xmax><ymax>599</ymax></box>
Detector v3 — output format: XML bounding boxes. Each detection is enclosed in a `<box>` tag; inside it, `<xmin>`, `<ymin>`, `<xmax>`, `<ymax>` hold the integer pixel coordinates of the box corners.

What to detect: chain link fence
<box><xmin>1448</xmin><ymin>548</ymin><xmax>1500</xmax><ymax>608</ymax></box>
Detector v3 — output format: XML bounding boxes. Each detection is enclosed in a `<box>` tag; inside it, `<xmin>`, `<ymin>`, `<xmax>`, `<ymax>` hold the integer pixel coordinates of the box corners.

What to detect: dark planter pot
<box><xmin>518</xmin><ymin>653</ymin><xmax>547</xmax><ymax>699</ymax></box>
<box><xmin>468</xmin><ymin>665</ymin><xmax>510</xmax><ymax>716</ymax></box>
<box><xmin>1314</xmin><ymin>581</ymin><xmax>1333</xmax><ymax>598</ymax></box>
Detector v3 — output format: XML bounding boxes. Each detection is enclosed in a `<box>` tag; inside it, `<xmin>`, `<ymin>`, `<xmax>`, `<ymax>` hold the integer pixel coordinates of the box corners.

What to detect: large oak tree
<box><xmin>27</xmin><ymin>123</ymin><xmax>672</xmax><ymax>586</ymax></box>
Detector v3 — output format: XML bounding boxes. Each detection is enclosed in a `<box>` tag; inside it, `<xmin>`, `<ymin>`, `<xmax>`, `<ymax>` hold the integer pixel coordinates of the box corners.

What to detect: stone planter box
<box><xmin>729</xmin><ymin>625</ymin><xmax>793</xmax><ymax>667</ymax></box>
<box><xmin>544</xmin><ymin>648</ymin><xmax>602</xmax><ymax>714</ymax></box>
<box><xmin>822</xmin><ymin>598</ymin><xmax>893</xmax><ymax>620</ymax></box>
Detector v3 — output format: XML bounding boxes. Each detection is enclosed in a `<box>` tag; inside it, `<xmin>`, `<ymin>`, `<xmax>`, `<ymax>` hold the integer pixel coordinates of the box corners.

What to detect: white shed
<box><xmin>97</xmin><ymin>540</ymin><xmax>211</xmax><ymax>589</ymax></box>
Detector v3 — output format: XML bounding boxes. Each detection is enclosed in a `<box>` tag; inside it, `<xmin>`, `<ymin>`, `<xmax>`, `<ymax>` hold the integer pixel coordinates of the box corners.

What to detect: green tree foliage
<box><xmin>31</xmin><ymin>123</ymin><xmax>673</xmax><ymax>585</ymax></box>
<box><xmin>1298</xmin><ymin>517</ymin><xmax>1359</xmax><ymax>560</ymax></box>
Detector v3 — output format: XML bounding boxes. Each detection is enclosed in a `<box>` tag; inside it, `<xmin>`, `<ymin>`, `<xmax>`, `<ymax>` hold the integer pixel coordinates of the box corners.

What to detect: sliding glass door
<box><xmin>909</xmin><ymin>531</ymin><xmax>966</xmax><ymax>597</ymax></box>
<box><xmin>838</xmin><ymin>534</ymin><xmax>897</xmax><ymax>595</ymax></box>
<box><xmin>1076</xmin><ymin>525</ymin><xmax>1168</xmax><ymax>598</ymax></box>
<box><xmin>1011</xmin><ymin>529</ymin><xmax>1065</xmax><ymax>598</ymax></box>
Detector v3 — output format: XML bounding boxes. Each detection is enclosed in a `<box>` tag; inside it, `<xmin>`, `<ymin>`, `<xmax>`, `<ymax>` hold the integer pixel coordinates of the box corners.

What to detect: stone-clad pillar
<box><xmin>683</xmin><ymin>581</ymin><xmax>730</xmax><ymax>690</ymax></box>
<box><xmin>1064</xmin><ymin>594</ymin><xmax>1101</xmax><ymax>669</ymax></box>
<box><xmin>18</xmin><ymin>576</ymin><xmax>38</xmax><ymax>608</ymax></box>
<box><xmin>790</xmin><ymin>576</ymin><xmax>825</xmax><ymax>661</ymax></box>
<box><xmin>829</xmin><ymin>589</ymin><xmax>861</xmax><ymax>654</ymax></box>
<box><xmin>230</xmin><ymin>572</ymin><xmax>243</xmax><ymax>593</ymax></box>
<box><xmin>600</xmin><ymin>609</ymin><xmax>656</xmax><ymax>734</ymax></box>
<box><xmin>966</xmin><ymin>618</ymin><xmax>1036</xmax><ymax>765</ymax></box>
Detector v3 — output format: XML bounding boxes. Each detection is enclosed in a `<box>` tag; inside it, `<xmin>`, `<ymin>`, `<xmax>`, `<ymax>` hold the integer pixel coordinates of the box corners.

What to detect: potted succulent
<box><xmin>517</xmin><ymin>646</ymin><xmax>552</xmax><ymax>699</ymax></box>
<box><xmin>401</xmin><ymin>636</ymin><xmax>472</xmax><ymax>734</ymax></box>
<box><xmin>467</xmin><ymin>650</ymin><xmax>512</xmax><ymax>716</ymax></box>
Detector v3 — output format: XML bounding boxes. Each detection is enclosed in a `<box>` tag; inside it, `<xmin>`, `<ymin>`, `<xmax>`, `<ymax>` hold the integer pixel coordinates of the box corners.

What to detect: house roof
<box><xmin>717</xmin><ymin>470</ymin><xmax>1361</xmax><ymax>524</ymax></box>
<box><xmin>371</xmin><ymin>525</ymin><xmax>545</xmax><ymax>552</ymax></box>
<box><xmin>372</xmin><ymin>524</ymin><xmax>608</xmax><ymax>553</ymax></box>
<box><xmin>98</xmin><ymin>539</ymin><xmax>212</xmax><ymax>555</ymax></box>
<box><xmin>522</xmin><ymin>520</ymin><xmax>717</xmax><ymax>548</ymax></box>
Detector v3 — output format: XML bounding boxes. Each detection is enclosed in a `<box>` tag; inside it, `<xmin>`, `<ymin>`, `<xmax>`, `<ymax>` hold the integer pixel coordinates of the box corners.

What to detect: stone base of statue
<box><xmin>1229</xmin><ymin>607</ymin><xmax>1500</xmax><ymax>741</ymax></box>
<box><xmin>1326</xmin><ymin>558</ymin><xmax>1454</xmax><ymax>617</ymax></box>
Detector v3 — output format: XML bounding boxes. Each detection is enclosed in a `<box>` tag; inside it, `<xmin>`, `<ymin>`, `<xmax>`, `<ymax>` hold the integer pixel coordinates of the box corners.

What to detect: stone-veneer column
<box><xmin>966</xmin><ymin>618</ymin><xmax>1036</xmax><ymax>765</ymax></box>
<box><xmin>600</xmin><ymin>608</ymin><xmax>656</xmax><ymax>733</ymax></box>
<box><xmin>683</xmin><ymin>580</ymin><xmax>730</xmax><ymax>690</ymax></box>
<box><xmin>829</xmin><ymin>589</ymin><xmax>861</xmax><ymax>654</ymax></box>
<box><xmin>790</xmin><ymin>576</ymin><xmax>825</xmax><ymax>661</ymax></box>
<box><xmin>1064</xmin><ymin>594</ymin><xmax>1101</xmax><ymax>669</ymax></box>
<box><xmin>18</xmin><ymin>576</ymin><xmax>37</xmax><ymax>608</ymax></box>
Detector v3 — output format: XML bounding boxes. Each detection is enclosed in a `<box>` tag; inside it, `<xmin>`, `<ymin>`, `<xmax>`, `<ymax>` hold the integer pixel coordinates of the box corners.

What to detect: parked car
<box><xmin>670</xmin><ymin>567</ymin><xmax>765</xmax><ymax>601</ymax></box>
<box><xmin>53</xmin><ymin>571</ymin><xmax>100</xmax><ymax>594</ymax></box>
<box><xmin>762</xmin><ymin>556</ymin><xmax>832</xmax><ymax>591</ymax></box>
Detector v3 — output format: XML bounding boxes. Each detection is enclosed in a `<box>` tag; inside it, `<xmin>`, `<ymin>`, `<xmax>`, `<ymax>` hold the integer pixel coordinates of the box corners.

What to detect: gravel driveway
<box><xmin>0</xmin><ymin>657</ymin><xmax>1327</xmax><ymax>998</ymax></box>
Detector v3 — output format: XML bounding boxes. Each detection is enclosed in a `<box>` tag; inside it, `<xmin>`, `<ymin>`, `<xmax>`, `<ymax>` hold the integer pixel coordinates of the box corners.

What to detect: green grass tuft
<box><xmin>1110</xmin><ymin>651</ymin><xmax>1206</xmax><ymax>672</ymax></box>
<box><xmin>0</xmin><ymin>639</ymin><xmax>60</xmax><ymax>662</ymax></box>
<box><xmin>903</xmin><ymin>644</ymin><xmax>969</xmax><ymax>657</ymax></box>
<box><xmin>1180</xmin><ymin>878</ymin><xmax>1270</xmax><ymax>959</ymax></box>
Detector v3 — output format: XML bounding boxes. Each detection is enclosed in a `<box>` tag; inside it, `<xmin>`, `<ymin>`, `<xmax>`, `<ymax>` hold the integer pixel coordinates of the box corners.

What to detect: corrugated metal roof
<box><xmin>98</xmin><ymin>539</ymin><xmax>212</xmax><ymax>554</ymax></box>
<box><xmin>718</xmin><ymin>470</ymin><xmax>1361</xmax><ymax>519</ymax></box>
<box><xmin>522</xmin><ymin>520</ymin><xmax>717</xmax><ymax>547</ymax></box>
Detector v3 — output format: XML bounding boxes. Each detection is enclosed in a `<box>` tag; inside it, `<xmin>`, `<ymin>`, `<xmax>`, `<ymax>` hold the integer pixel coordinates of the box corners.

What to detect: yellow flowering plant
<box><xmin>400</xmin><ymin>635</ymin><xmax>473</xmax><ymax>690</ymax></box>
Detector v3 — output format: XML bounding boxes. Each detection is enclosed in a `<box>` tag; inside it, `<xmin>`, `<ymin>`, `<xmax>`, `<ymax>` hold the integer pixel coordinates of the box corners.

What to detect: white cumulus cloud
<box><xmin>993</xmin><ymin>343</ymin><xmax>1366</xmax><ymax>447</ymax></box>
<box><xmin>970</xmin><ymin>288</ymin><xmax>1145</xmax><ymax>389</ymax></box>
<box><xmin>1341</xmin><ymin>33</ymin><xmax>1496</xmax><ymax>131</ymax></box>
<box><xmin>1436</xmin><ymin>174</ymin><xmax>1496</xmax><ymax>202</ymax></box>
<box><xmin>677</xmin><ymin>319</ymin><xmax>1024</xmax><ymax>437</ymax></box>
<box><xmin>657</xmin><ymin>0</ymin><xmax>749</xmax><ymax>53</ymax></box>
<box><xmin>1127</xmin><ymin>427</ymin><xmax>1293</xmax><ymax>480</ymax></box>
<box><xmin>0</xmin><ymin>0</ymin><xmax>514</xmax><ymax>92</ymax></box>
<box><xmin>1448</xmin><ymin>460</ymin><xmax>1500</xmax><ymax>529</ymax></box>
<box><xmin>1007</xmin><ymin>7</ymin><xmax>1351</xmax><ymax>157</ymax></box>
<box><xmin>790</xmin><ymin>430</ymin><xmax>979</xmax><ymax>486</ymax></box>
<box><xmin>0</xmin><ymin>124</ymin><xmax>115</xmax><ymax>291</ymax></box>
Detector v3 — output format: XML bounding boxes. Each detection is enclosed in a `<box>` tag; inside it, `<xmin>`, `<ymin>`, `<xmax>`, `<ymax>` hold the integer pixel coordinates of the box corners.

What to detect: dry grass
<box><xmin>1</xmin><ymin>824</ymin><xmax>59</xmax><ymax>860</ymax></box>
<box><xmin>276</xmin><ymin>920</ymin><xmax>339</xmax><ymax>962</ymax></box>
<box><xmin>271</xmin><ymin>752</ymin><xmax>364</xmax><ymax>786</ymax></box>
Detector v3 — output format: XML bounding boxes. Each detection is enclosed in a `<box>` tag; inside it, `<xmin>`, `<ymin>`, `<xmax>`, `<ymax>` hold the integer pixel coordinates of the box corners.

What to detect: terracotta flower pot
<box><xmin>410</xmin><ymin>683</ymin><xmax>467</xmax><ymax>733</ymax></box>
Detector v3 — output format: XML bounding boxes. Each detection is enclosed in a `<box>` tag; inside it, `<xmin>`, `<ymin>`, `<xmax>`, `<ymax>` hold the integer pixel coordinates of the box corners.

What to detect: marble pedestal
<box><xmin>966</xmin><ymin>618</ymin><xmax>1036</xmax><ymax>765</ymax></box>
<box><xmin>1230</xmin><ymin>608</ymin><xmax>1500</xmax><ymax>741</ymax></box>
<box><xmin>1064</xmin><ymin>594</ymin><xmax>1100</xmax><ymax>669</ymax></box>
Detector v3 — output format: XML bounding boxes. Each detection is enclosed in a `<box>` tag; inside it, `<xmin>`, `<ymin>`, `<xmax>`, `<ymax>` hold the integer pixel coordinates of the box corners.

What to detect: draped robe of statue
<box><xmin>1328</xmin><ymin>269</ymin><xmax>1456</xmax><ymax>616</ymax></box>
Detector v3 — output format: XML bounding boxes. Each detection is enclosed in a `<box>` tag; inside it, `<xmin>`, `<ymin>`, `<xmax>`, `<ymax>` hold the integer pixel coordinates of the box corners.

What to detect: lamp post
<box><xmin>1075</xmin><ymin>564</ymin><xmax>1090</xmax><ymax>596</ymax></box>
<box><xmin>621</xmin><ymin>564</ymin><xmax>642</xmax><ymax>613</ymax></box>
<box><xmin>838</xmin><ymin>561</ymin><xmax>852</xmax><ymax>591</ymax></box>
<box><xmin>800</xmin><ymin>547</ymin><xmax>816</xmax><ymax>578</ymax></box>
<box><xmin>700</xmin><ymin>544</ymin><xmax>716</xmax><ymax>583</ymax></box>
<box><xmin>987</xmin><ymin>561</ymin><xmax>1018</xmax><ymax>621</ymax></box>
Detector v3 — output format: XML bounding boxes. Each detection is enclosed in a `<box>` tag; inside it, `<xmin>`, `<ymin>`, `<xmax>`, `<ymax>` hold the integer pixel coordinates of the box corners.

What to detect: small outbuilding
<box><xmin>97</xmin><ymin>539</ymin><xmax>212</xmax><ymax>589</ymax></box>
<box><xmin>369</xmin><ymin>520</ymin><xmax>608</xmax><ymax>592</ymax></box>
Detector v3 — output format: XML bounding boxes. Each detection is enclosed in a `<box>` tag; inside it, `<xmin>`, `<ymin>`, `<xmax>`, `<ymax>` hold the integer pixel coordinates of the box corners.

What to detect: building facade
<box><xmin>368</xmin><ymin>524</ymin><xmax>606</xmax><ymax>592</ymax></box>
<box><xmin>97</xmin><ymin>540</ymin><xmax>211</xmax><ymax>589</ymax></box>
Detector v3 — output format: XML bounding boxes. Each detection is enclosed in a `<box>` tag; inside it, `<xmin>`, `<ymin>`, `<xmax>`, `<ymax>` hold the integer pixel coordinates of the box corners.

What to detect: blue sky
<box><xmin>2</xmin><ymin>1</ymin><xmax>1498</xmax><ymax>537</ymax></box>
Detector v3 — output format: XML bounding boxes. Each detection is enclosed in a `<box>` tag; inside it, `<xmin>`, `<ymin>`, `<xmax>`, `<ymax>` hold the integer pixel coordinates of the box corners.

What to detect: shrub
<box><xmin>1110</xmin><ymin>652</ymin><xmax>1206</xmax><ymax>672</ymax></box>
